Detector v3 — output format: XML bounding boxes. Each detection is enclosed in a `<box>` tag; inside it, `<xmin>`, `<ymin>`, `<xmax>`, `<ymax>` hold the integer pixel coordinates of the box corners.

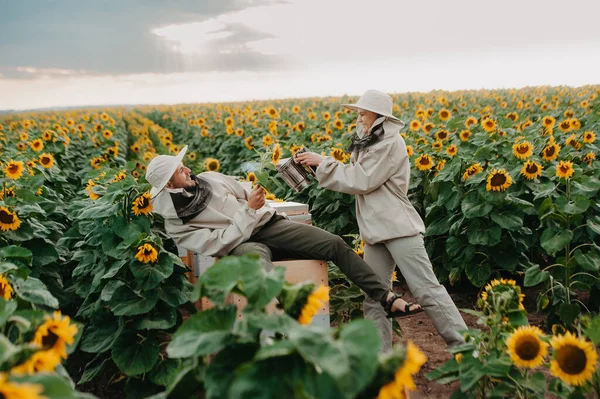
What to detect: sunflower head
<box><xmin>135</xmin><ymin>243</ymin><xmax>159</xmax><ymax>263</ymax></box>
<box><xmin>463</xmin><ymin>163</ymin><xmax>483</xmax><ymax>181</ymax></box>
<box><xmin>478</xmin><ymin>278</ymin><xmax>525</xmax><ymax>315</ymax></box>
<box><xmin>415</xmin><ymin>154</ymin><xmax>434</xmax><ymax>171</ymax></box>
<box><xmin>512</xmin><ymin>141</ymin><xmax>533</xmax><ymax>160</ymax></box>
<box><xmin>375</xmin><ymin>341</ymin><xmax>428</xmax><ymax>399</ymax></box>
<box><xmin>0</xmin><ymin>207</ymin><xmax>21</xmax><ymax>232</ymax></box>
<box><xmin>556</xmin><ymin>160</ymin><xmax>575</xmax><ymax>180</ymax></box>
<box><xmin>39</xmin><ymin>153</ymin><xmax>55</xmax><ymax>169</ymax></box>
<box><xmin>506</xmin><ymin>325</ymin><xmax>549</xmax><ymax>369</ymax></box>
<box><xmin>520</xmin><ymin>161</ymin><xmax>543</xmax><ymax>180</ymax></box>
<box><xmin>205</xmin><ymin>158</ymin><xmax>220</xmax><ymax>172</ymax></box>
<box><xmin>271</xmin><ymin>144</ymin><xmax>282</xmax><ymax>165</ymax></box>
<box><xmin>550</xmin><ymin>332</ymin><xmax>598</xmax><ymax>386</ymax></box>
<box><xmin>132</xmin><ymin>192</ymin><xmax>153</xmax><ymax>216</ymax></box>
<box><xmin>32</xmin><ymin>311</ymin><xmax>78</xmax><ymax>359</ymax></box>
<box><xmin>542</xmin><ymin>142</ymin><xmax>561</xmax><ymax>162</ymax></box>
<box><xmin>4</xmin><ymin>160</ymin><xmax>24</xmax><ymax>180</ymax></box>
<box><xmin>0</xmin><ymin>274</ymin><xmax>14</xmax><ymax>300</ymax></box>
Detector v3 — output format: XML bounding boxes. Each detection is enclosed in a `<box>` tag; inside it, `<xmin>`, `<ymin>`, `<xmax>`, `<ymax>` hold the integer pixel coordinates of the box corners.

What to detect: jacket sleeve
<box><xmin>315</xmin><ymin>141</ymin><xmax>400</xmax><ymax>195</ymax></box>
<box><xmin>213</xmin><ymin>172</ymin><xmax>250</xmax><ymax>201</ymax></box>
<box><xmin>165</xmin><ymin>204</ymin><xmax>259</xmax><ymax>257</ymax></box>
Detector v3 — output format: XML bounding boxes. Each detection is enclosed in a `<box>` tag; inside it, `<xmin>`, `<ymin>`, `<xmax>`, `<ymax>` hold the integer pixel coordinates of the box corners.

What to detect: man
<box><xmin>145</xmin><ymin>146</ymin><xmax>423</xmax><ymax>333</ymax></box>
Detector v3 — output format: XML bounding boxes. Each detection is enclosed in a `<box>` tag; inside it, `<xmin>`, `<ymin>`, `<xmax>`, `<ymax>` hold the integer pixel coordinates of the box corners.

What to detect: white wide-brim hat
<box><xmin>146</xmin><ymin>145</ymin><xmax>188</xmax><ymax>198</ymax></box>
<box><xmin>341</xmin><ymin>90</ymin><xmax>405</xmax><ymax>128</ymax></box>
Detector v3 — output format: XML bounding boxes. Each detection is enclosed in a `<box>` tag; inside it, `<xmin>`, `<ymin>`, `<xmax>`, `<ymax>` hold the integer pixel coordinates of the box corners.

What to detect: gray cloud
<box><xmin>0</xmin><ymin>0</ymin><xmax>290</xmax><ymax>78</ymax></box>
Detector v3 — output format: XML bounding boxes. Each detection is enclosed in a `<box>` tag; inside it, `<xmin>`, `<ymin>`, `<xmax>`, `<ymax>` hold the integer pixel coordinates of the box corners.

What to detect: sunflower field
<box><xmin>0</xmin><ymin>85</ymin><xmax>599</xmax><ymax>398</ymax></box>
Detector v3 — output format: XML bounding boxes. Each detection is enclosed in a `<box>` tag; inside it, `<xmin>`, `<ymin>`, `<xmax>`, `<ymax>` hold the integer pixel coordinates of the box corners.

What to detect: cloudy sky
<box><xmin>1</xmin><ymin>0</ymin><xmax>600</xmax><ymax>111</ymax></box>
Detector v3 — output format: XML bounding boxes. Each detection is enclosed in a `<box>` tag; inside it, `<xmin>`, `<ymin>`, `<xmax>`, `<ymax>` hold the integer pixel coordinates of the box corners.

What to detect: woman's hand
<box><xmin>294</xmin><ymin>151</ymin><xmax>324</xmax><ymax>167</ymax></box>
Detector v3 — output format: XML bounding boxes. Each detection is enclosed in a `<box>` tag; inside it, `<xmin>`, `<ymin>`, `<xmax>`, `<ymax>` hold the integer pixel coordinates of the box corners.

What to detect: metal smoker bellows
<box><xmin>275</xmin><ymin>148</ymin><xmax>315</xmax><ymax>192</ymax></box>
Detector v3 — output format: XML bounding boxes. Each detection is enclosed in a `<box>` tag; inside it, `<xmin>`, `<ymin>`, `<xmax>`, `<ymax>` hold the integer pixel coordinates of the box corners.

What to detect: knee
<box><xmin>230</xmin><ymin>242</ymin><xmax>272</xmax><ymax>261</ymax></box>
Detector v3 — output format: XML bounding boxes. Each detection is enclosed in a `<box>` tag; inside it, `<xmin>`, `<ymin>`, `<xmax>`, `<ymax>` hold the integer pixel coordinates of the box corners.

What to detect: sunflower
<box><xmin>542</xmin><ymin>142</ymin><xmax>561</xmax><ymax>162</ymax></box>
<box><xmin>0</xmin><ymin>373</ymin><xmax>46</xmax><ymax>399</ymax></box>
<box><xmin>135</xmin><ymin>243</ymin><xmax>158</xmax><ymax>263</ymax></box>
<box><xmin>582</xmin><ymin>152</ymin><xmax>595</xmax><ymax>166</ymax></box>
<box><xmin>290</xmin><ymin>144</ymin><xmax>303</xmax><ymax>155</ymax></box>
<box><xmin>331</xmin><ymin>148</ymin><xmax>347</xmax><ymax>162</ymax></box>
<box><xmin>463</xmin><ymin>163</ymin><xmax>483</xmax><ymax>181</ymax></box>
<box><xmin>0</xmin><ymin>275</ymin><xmax>13</xmax><ymax>300</ymax></box>
<box><xmin>245</xmin><ymin>136</ymin><xmax>254</xmax><ymax>150</ymax></box>
<box><xmin>322</xmin><ymin>111</ymin><xmax>331</xmax><ymax>121</ymax></box>
<box><xmin>130</xmin><ymin>144</ymin><xmax>140</xmax><ymax>153</ymax></box>
<box><xmin>556</xmin><ymin>160</ymin><xmax>574</xmax><ymax>179</ymax></box>
<box><xmin>459</xmin><ymin>130</ymin><xmax>471</xmax><ymax>142</ymax></box>
<box><xmin>100</xmin><ymin>112</ymin><xmax>109</xmax><ymax>121</ymax></box>
<box><xmin>506</xmin><ymin>112</ymin><xmax>519</xmax><ymax>122</ymax></box>
<box><xmin>42</xmin><ymin>130</ymin><xmax>53</xmax><ymax>141</ymax></box>
<box><xmin>20</xmin><ymin>132</ymin><xmax>29</xmax><ymax>141</ymax></box>
<box><xmin>90</xmin><ymin>157</ymin><xmax>104</xmax><ymax>169</ymax></box>
<box><xmin>486</xmin><ymin>168</ymin><xmax>512</xmax><ymax>192</ymax></box>
<box><xmin>415</xmin><ymin>154</ymin><xmax>434</xmax><ymax>171</ymax></box>
<box><xmin>570</xmin><ymin>118</ymin><xmax>581</xmax><ymax>131</ymax></box>
<box><xmin>479</xmin><ymin>278</ymin><xmax>525</xmax><ymax>312</ymax></box>
<box><xmin>333</xmin><ymin>119</ymin><xmax>344</xmax><ymax>130</ymax></box>
<box><xmin>431</xmin><ymin>141</ymin><xmax>443</xmax><ymax>152</ymax></box>
<box><xmin>0</xmin><ymin>207</ymin><xmax>21</xmax><ymax>231</ymax></box>
<box><xmin>4</xmin><ymin>160</ymin><xmax>24</xmax><ymax>180</ymax></box>
<box><xmin>86</xmin><ymin>179</ymin><xmax>101</xmax><ymax>201</ymax></box>
<box><xmin>446</xmin><ymin>145</ymin><xmax>457</xmax><ymax>157</ymax></box>
<box><xmin>292</xmin><ymin>105</ymin><xmax>300</xmax><ymax>113</ymax></box>
<box><xmin>521</xmin><ymin>161</ymin><xmax>543</xmax><ymax>180</ymax></box>
<box><xmin>132</xmin><ymin>192</ymin><xmax>152</xmax><ymax>216</ymax></box>
<box><xmin>298</xmin><ymin>285</ymin><xmax>329</xmax><ymax>325</ymax></box>
<box><xmin>438</xmin><ymin>109</ymin><xmax>451</xmax><ymax>121</ymax></box>
<box><xmin>247</xmin><ymin>172</ymin><xmax>257</xmax><ymax>184</ymax></box>
<box><xmin>506</xmin><ymin>326</ymin><xmax>549</xmax><ymax>369</ymax></box>
<box><xmin>406</xmin><ymin>145</ymin><xmax>413</xmax><ymax>157</ymax></box>
<box><xmin>16</xmin><ymin>142</ymin><xmax>27</xmax><ymax>151</ymax></box>
<box><xmin>106</xmin><ymin>146</ymin><xmax>118</xmax><ymax>157</ymax></box>
<box><xmin>436</xmin><ymin>160</ymin><xmax>446</xmax><ymax>172</ymax></box>
<box><xmin>272</xmin><ymin>144</ymin><xmax>282</xmax><ymax>165</ymax></box>
<box><xmin>39</xmin><ymin>153</ymin><xmax>54</xmax><ymax>169</ymax></box>
<box><xmin>583</xmin><ymin>131</ymin><xmax>595</xmax><ymax>144</ymax></box>
<box><xmin>376</xmin><ymin>341</ymin><xmax>428</xmax><ymax>399</ymax></box>
<box><xmin>102</xmin><ymin>130</ymin><xmax>113</xmax><ymax>139</ymax></box>
<box><xmin>558</xmin><ymin>120</ymin><xmax>571</xmax><ymax>132</ymax></box>
<box><xmin>409</xmin><ymin>120</ymin><xmax>421</xmax><ymax>131</ymax></box>
<box><xmin>482</xmin><ymin>117</ymin><xmax>497</xmax><ymax>133</ymax></box>
<box><xmin>262</xmin><ymin>134</ymin><xmax>274</xmax><ymax>147</ymax></box>
<box><xmin>30</xmin><ymin>138</ymin><xmax>44</xmax><ymax>152</ymax></box>
<box><xmin>423</xmin><ymin>122</ymin><xmax>434</xmax><ymax>134</ymax></box>
<box><xmin>205</xmin><ymin>158</ymin><xmax>220</xmax><ymax>172</ymax></box>
<box><xmin>465</xmin><ymin>116</ymin><xmax>477</xmax><ymax>128</ymax></box>
<box><xmin>32</xmin><ymin>311</ymin><xmax>78</xmax><ymax>359</ymax></box>
<box><xmin>435</xmin><ymin>130</ymin><xmax>449</xmax><ymax>141</ymax></box>
<box><xmin>565</xmin><ymin>134</ymin><xmax>581</xmax><ymax>150</ymax></box>
<box><xmin>512</xmin><ymin>141</ymin><xmax>533</xmax><ymax>160</ymax></box>
<box><xmin>550</xmin><ymin>332</ymin><xmax>598</xmax><ymax>386</ymax></box>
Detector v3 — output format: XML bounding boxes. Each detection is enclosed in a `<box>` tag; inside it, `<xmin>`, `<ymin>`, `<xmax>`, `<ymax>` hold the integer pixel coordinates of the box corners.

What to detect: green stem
<box><xmin>569</xmin><ymin>243</ymin><xmax>596</xmax><ymax>257</ymax></box>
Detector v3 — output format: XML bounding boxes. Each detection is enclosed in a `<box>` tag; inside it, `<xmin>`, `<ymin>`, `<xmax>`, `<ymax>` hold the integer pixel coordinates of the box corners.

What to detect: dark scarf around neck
<box><xmin>169</xmin><ymin>174</ymin><xmax>213</xmax><ymax>223</ymax></box>
<box><xmin>346</xmin><ymin>118</ymin><xmax>385</xmax><ymax>153</ymax></box>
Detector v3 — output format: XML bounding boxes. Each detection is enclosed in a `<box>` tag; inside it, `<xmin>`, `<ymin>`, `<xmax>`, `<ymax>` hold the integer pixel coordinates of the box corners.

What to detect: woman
<box><xmin>295</xmin><ymin>90</ymin><xmax>467</xmax><ymax>352</ymax></box>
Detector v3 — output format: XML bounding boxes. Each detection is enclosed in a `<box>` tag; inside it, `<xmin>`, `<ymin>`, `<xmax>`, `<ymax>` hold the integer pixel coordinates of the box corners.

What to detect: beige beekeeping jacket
<box><xmin>151</xmin><ymin>172</ymin><xmax>276</xmax><ymax>257</ymax></box>
<box><xmin>315</xmin><ymin>118</ymin><xmax>425</xmax><ymax>244</ymax></box>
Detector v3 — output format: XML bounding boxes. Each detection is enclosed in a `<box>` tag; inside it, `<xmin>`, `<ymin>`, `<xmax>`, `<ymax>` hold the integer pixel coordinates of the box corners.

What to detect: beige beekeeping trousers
<box><xmin>363</xmin><ymin>234</ymin><xmax>467</xmax><ymax>353</ymax></box>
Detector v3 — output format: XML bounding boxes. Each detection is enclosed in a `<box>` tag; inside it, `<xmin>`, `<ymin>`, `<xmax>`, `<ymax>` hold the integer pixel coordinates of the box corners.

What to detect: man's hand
<box><xmin>294</xmin><ymin>151</ymin><xmax>324</xmax><ymax>167</ymax></box>
<box><xmin>248</xmin><ymin>184</ymin><xmax>266</xmax><ymax>210</ymax></box>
